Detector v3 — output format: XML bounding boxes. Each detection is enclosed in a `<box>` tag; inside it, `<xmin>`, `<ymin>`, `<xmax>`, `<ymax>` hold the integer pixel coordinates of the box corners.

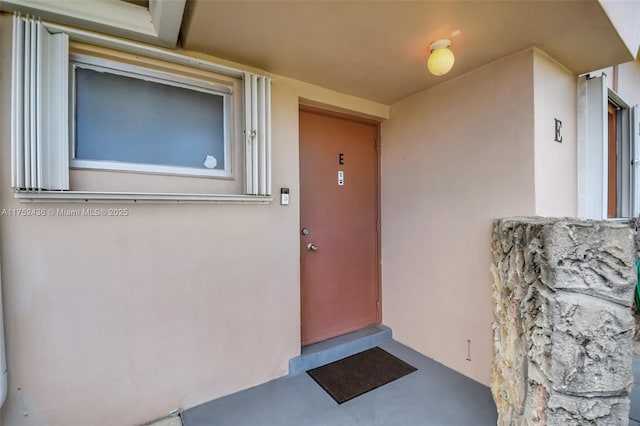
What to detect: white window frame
<box><xmin>11</xmin><ymin>15</ymin><xmax>272</xmax><ymax>203</ymax></box>
<box><xmin>69</xmin><ymin>54</ymin><xmax>234</xmax><ymax>179</ymax></box>
<box><xmin>577</xmin><ymin>73</ymin><xmax>638</xmax><ymax>219</ymax></box>
<box><xmin>609</xmin><ymin>91</ymin><xmax>632</xmax><ymax>217</ymax></box>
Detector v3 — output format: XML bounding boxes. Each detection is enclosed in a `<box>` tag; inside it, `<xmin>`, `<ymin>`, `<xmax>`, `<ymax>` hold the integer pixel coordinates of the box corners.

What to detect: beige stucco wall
<box><xmin>0</xmin><ymin>14</ymin><xmax>388</xmax><ymax>426</ymax></box>
<box><xmin>599</xmin><ymin>0</ymin><xmax>640</xmax><ymax>62</ymax></box>
<box><xmin>380</xmin><ymin>49</ymin><xmax>536</xmax><ymax>386</ymax></box>
<box><xmin>533</xmin><ymin>49</ymin><xmax>578</xmax><ymax>217</ymax></box>
<box><xmin>614</xmin><ymin>60</ymin><xmax>640</xmax><ymax>105</ymax></box>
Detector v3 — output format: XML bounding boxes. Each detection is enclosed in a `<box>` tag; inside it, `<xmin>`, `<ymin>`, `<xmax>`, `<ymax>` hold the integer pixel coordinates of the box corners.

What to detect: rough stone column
<box><xmin>491</xmin><ymin>218</ymin><xmax>636</xmax><ymax>425</ymax></box>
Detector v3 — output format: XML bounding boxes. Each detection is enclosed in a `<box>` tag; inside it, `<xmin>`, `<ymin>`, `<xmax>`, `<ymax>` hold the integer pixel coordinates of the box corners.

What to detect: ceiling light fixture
<box><xmin>427</xmin><ymin>39</ymin><xmax>455</xmax><ymax>76</ymax></box>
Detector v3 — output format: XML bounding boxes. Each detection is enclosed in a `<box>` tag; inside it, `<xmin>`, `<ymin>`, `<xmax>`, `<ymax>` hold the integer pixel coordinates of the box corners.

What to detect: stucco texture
<box><xmin>381</xmin><ymin>49</ymin><xmax>537</xmax><ymax>386</ymax></box>
<box><xmin>0</xmin><ymin>13</ymin><xmax>388</xmax><ymax>426</ymax></box>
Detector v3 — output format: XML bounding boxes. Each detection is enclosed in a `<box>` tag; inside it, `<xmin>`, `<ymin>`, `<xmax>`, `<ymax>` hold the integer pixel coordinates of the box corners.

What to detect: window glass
<box><xmin>74</xmin><ymin>66</ymin><xmax>226</xmax><ymax>172</ymax></box>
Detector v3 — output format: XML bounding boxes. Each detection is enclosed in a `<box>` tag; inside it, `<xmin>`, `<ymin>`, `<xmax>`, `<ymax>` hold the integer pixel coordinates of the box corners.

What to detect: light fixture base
<box><xmin>429</xmin><ymin>38</ymin><xmax>451</xmax><ymax>52</ymax></box>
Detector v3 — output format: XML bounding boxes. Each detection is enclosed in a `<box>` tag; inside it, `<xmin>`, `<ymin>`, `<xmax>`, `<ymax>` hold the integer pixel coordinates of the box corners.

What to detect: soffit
<box><xmin>180</xmin><ymin>0</ymin><xmax>637</xmax><ymax>105</ymax></box>
<box><xmin>1</xmin><ymin>0</ymin><xmax>185</xmax><ymax>48</ymax></box>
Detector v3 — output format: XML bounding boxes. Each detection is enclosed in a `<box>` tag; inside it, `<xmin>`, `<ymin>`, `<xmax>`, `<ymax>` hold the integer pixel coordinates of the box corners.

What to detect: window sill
<box><xmin>14</xmin><ymin>190</ymin><xmax>273</xmax><ymax>204</ymax></box>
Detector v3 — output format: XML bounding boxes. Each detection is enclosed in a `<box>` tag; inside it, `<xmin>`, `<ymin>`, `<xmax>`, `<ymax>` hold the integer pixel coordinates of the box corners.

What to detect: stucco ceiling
<box><xmin>180</xmin><ymin>0</ymin><xmax>637</xmax><ymax>105</ymax></box>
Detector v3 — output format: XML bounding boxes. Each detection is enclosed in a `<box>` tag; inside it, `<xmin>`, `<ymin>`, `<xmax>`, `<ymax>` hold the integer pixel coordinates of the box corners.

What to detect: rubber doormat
<box><xmin>307</xmin><ymin>347</ymin><xmax>417</xmax><ymax>404</ymax></box>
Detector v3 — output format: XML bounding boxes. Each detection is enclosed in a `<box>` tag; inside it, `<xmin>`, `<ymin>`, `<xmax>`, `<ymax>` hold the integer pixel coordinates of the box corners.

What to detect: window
<box><xmin>578</xmin><ymin>74</ymin><xmax>639</xmax><ymax>219</ymax></box>
<box><xmin>11</xmin><ymin>15</ymin><xmax>272</xmax><ymax>202</ymax></box>
<box><xmin>71</xmin><ymin>56</ymin><xmax>232</xmax><ymax>178</ymax></box>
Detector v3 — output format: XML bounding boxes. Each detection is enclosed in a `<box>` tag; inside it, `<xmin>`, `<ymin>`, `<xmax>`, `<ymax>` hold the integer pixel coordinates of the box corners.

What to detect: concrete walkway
<box><xmin>181</xmin><ymin>340</ymin><xmax>497</xmax><ymax>426</ymax></box>
<box><xmin>146</xmin><ymin>344</ymin><xmax>640</xmax><ymax>426</ymax></box>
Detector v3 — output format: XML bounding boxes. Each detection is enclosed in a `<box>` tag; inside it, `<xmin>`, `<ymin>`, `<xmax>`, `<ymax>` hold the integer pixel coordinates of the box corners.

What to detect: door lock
<box><xmin>301</xmin><ymin>228</ymin><xmax>309</xmax><ymax>236</ymax></box>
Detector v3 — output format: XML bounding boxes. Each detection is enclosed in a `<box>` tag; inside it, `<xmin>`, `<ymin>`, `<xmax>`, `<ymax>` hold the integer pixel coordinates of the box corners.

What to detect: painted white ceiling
<box><xmin>180</xmin><ymin>0</ymin><xmax>637</xmax><ymax>105</ymax></box>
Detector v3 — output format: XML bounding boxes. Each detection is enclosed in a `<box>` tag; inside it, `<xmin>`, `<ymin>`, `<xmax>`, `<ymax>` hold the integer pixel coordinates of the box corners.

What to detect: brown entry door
<box><xmin>299</xmin><ymin>107</ymin><xmax>380</xmax><ymax>346</ymax></box>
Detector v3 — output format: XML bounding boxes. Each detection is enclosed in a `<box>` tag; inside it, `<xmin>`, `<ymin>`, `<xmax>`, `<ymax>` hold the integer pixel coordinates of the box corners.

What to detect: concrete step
<box><xmin>288</xmin><ymin>325</ymin><xmax>392</xmax><ymax>376</ymax></box>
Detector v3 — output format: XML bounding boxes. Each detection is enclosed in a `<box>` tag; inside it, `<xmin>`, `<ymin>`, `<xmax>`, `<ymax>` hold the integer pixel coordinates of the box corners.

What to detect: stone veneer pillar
<box><xmin>491</xmin><ymin>218</ymin><xmax>636</xmax><ymax>425</ymax></box>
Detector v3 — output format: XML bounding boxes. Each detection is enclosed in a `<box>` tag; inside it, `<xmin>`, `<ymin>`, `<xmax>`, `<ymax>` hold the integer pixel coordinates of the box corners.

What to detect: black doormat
<box><xmin>307</xmin><ymin>347</ymin><xmax>417</xmax><ymax>404</ymax></box>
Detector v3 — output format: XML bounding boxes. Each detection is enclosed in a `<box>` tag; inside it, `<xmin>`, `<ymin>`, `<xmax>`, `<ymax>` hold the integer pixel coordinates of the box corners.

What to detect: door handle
<box><xmin>307</xmin><ymin>243</ymin><xmax>318</xmax><ymax>252</ymax></box>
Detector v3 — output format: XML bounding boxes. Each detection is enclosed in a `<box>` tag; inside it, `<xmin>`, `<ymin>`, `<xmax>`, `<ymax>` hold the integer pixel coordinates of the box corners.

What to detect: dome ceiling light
<box><xmin>427</xmin><ymin>38</ymin><xmax>455</xmax><ymax>76</ymax></box>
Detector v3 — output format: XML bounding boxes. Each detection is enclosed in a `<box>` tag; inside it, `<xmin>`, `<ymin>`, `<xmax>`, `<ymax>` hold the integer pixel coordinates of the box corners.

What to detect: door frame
<box><xmin>298</xmin><ymin>104</ymin><xmax>382</xmax><ymax>343</ymax></box>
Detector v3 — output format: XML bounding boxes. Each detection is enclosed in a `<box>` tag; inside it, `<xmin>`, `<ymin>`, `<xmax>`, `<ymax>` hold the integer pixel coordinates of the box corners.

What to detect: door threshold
<box><xmin>288</xmin><ymin>325</ymin><xmax>392</xmax><ymax>376</ymax></box>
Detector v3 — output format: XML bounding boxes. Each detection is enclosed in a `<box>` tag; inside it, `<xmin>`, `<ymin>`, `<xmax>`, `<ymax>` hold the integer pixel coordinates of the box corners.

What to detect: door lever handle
<box><xmin>307</xmin><ymin>243</ymin><xmax>318</xmax><ymax>252</ymax></box>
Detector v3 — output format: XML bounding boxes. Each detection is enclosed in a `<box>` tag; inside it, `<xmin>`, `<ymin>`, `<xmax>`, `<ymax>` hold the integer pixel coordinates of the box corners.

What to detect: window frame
<box><xmin>607</xmin><ymin>92</ymin><xmax>631</xmax><ymax>218</ymax></box>
<box><xmin>577</xmin><ymin>73</ymin><xmax>638</xmax><ymax>219</ymax></box>
<box><xmin>69</xmin><ymin>54</ymin><xmax>234</xmax><ymax>179</ymax></box>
